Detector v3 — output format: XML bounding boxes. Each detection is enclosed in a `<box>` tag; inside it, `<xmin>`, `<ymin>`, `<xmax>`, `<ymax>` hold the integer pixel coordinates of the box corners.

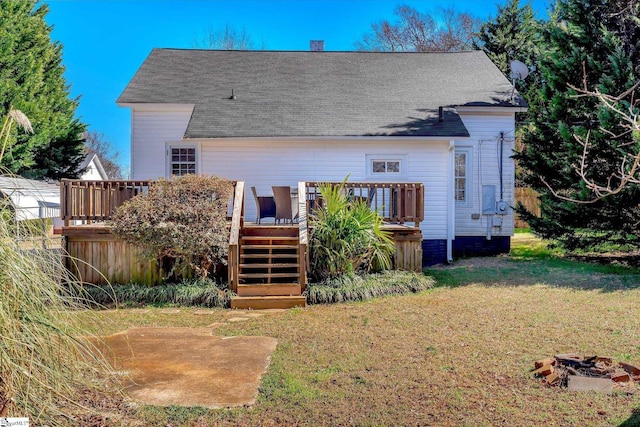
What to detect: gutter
<box><xmin>447</xmin><ymin>140</ymin><xmax>455</xmax><ymax>264</ymax></box>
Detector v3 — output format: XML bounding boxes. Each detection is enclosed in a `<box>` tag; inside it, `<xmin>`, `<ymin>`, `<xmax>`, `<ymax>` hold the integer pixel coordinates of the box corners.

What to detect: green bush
<box><xmin>110</xmin><ymin>175</ymin><xmax>233</xmax><ymax>280</ymax></box>
<box><xmin>305</xmin><ymin>271</ymin><xmax>435</xmax><ymax>304</ymax></box>
<box><xmin>309</xmin><ymin>179</ymin><xmax>394</xmax><ymax>281</ymax></box>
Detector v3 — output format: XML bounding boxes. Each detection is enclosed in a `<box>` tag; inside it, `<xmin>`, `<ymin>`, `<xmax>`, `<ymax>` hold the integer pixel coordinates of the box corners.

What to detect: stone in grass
<box><xmin>567</xmin><ymin>375</ymin><xmax>612</xmax><ymax>395</ymax></box>
<box><xmin>619</xmin><ymin>362</ymin><xmax>640</xmax><ymax>376</ymax></box>
<box><xmin>611</xmin><ymin>372</ymin><xmax>630</xmax><ymax>383</ymax></box>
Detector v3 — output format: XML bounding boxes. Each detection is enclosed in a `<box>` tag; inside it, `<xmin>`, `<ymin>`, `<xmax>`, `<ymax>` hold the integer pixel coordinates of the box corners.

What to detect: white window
<box><xmin>454</xmin><ymin>148</ymin><xmax>471</xmax><ymax>203</ymax></box>
<box><xmin>168</xmin><ymin>145</ymin><xmax>198</xmax><ymax>176</ymax></box>
<box><xmin>373</xmin><ymin>160</ymin><xmax>400</xmax><ymax>173</ymax></box>
<box><xmin>366</xmin><ymin>155</ymin><xmax>407</xmax><ymax>178</ymax></box>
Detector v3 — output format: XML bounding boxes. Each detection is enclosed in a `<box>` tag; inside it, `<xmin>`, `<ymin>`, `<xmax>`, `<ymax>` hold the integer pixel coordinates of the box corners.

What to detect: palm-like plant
<box><xmin>310</xmin><ymin>179</ymin><xmax>394</xmax><ymax>282</ymax></box>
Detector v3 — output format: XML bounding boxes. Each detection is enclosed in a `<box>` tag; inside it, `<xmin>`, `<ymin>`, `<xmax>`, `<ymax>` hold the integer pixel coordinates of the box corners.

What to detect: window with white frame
<box><xmin>366</xmin><ymin>155</ymin><xmax>406</xmax><ymax>178</ymax></box>
<box><xmin>169</xmin><ymin>146</ymin><xmax>197</xmax><ymax>176</ymax></box>
<box><xmin>454</xmin><ymin>148</ymin><xmax>471</xmax><ymax>203</ymax></box>
<box><xmin>373</xmin><ymin>160</ymin><xmax>400</xmax><ymax>173</ymax></box>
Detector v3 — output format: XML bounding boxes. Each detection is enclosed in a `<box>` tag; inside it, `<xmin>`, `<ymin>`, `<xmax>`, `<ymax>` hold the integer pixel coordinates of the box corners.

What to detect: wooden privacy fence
<box><xmin>514</xmin><ymin>187</ymin><xmax>540</xmax><ymax>228</ymax></box>
<box><xmin>64</xmin><ymin>225</ymin><xmax>166</xmax><ymax>285</ymax></box>
<box><xmin>60</xmin><ymin>179</ymin><xmax>150</xmax><ymax>224</ymax></box>
<box><xmin>303</xmin><ymin>181</ymin><xmax>425</xmax><ymax>226</ymax></box>
<box><xmin>381</xmin><ymin>224</ymin><xmax>423</xmax><ymax>272</ymax></box>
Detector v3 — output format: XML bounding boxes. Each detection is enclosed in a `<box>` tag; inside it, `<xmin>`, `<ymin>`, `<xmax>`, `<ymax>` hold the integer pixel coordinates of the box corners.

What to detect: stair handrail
<box><xmin>297</xmin><ymin>181</ymin><xmax>308</xmax><ymax>291</ymax></box>
<box><xmin>228</xmin><ymin>181</ymin><xmax>245</xmax><ymax>292</ymax></box>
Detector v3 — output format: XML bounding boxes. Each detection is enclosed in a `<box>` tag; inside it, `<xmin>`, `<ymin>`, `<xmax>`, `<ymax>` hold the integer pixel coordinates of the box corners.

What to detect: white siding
<box><xmin>456</xmin><ymin>112</ymin><xmax>516</xmax><ymax>237</ymax></box>
<box><xmin>127</xmin><ymin>107</ymin><xmax>517</xmax><ymax>241</ymax></box>
<box><xmin>199</xmin><ymin>138</ymin><xmax>450</xmax><ymax>240</ymax></box>
<box><xmin>80</xmin><ymin>159</ymin><xmax>105</xmax><ymax>181</ymax></box>
<box><xmin>130</xmin><ymin>108</ymin><xmax>193</xmax><ymax>180</ymax></box>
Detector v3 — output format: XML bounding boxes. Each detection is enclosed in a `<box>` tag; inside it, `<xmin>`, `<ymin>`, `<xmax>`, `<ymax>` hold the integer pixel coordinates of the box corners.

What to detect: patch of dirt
<box><xmin>91</xmin><ymin>327</ymin><xmax>278</xmax><ymax>409</ymax></box>
<box><xmin>430</xmin><ymin>254</ymin><xmax>512</xmax><ymax>269</ymax></box>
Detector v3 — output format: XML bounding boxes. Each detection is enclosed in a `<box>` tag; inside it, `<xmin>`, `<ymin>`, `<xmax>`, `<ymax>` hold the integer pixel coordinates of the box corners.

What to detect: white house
<box><xmin>117</xmin><ymin>48</ymin><xmax>527</xmax><ymax>265</ymax></box>
<box><xmin>0</xmin><ymin>176</ymin><xmax>60</xmax><ymax>222</ymax></box>
<box><xmin>78</xmin><ymin>153</ymin><xmax>109</xmax><ymax>181</ymax></box>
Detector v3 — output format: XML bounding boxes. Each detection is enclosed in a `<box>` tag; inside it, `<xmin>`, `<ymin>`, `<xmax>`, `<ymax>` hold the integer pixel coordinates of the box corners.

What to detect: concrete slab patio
<box><xmin>93</xmin><ymin>327</ymin><xmax>278</xmax><ymax>408</ymax></box>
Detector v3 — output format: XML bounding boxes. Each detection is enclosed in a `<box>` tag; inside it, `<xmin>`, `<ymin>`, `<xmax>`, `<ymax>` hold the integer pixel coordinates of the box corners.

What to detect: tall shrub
<box><xmin>110</xmin><ymin>174</ymin><xmax>233</xmax><ymax>280</ymax></box>
<box><xmin>310</xmin><ymin>180</ymin><xmax>394</xmax><ymax>282</ymax></box>
<box><xmin>0</xmin><ymin>202</ymin><xmax>120</xmax><ymax>424</ymax></box>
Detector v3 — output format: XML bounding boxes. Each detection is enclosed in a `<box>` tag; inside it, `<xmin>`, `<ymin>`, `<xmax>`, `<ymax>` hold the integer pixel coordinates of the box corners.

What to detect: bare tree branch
<box><xmin>545</xmin><ymin>78</ymin><xmax>640</xmax><ymax>203</ymax></box>
<box><xmin>191</xmin><ymin>24</ymin><xmax>258</xmax><ymax>50</ymax></box>
<box><xmin>355</xmin><ymin>5</ymin><xmax>480</xmax><ymax>52</ymax></box>
<box><xmin>83</xmin><ymin>130</ymin><xmax>124</xmax><ymax>179</ymax></box>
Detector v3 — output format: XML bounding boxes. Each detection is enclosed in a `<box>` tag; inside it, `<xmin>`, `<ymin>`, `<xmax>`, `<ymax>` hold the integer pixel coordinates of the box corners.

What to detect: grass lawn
<box><xmin>74</xmin><ymin>233</ymin><xmax>640</xmax><ymax>426</ymax></box>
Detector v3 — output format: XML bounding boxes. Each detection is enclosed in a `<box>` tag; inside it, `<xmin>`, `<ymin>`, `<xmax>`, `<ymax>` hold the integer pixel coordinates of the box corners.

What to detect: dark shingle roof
<box><xmin>117</xmin><ymin>49</ymin><xmax>526</xmax><ymax>139</ymax></box>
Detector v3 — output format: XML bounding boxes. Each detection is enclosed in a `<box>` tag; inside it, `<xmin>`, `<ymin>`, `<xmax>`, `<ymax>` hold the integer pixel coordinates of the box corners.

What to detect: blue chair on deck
<box><xmin>251</xmin><ymin>186</ymin><xmax>276</xmax><ymax>223</ymax></box>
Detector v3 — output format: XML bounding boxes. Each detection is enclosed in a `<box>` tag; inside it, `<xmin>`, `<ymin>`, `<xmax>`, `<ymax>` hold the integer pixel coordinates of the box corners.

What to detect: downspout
<box><xmin>447</xmin><ymin>140</ymin><xmax>455</xmax><ymax>264</ymax></box>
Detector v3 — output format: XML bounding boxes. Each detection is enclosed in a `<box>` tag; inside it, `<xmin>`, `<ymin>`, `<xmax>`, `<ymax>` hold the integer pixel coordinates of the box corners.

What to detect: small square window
<box><xmin>169</xmin><ymin>147</ymin><xmax>197</xmax><ymax>176</ymax></box>
<box><xmin>373</xmin><ymin>161</ymin><xmax>386</xmax><ymax>173</ymax></box>
<box><xmin>387</xmin><ymin>161</ymin><xmax>400</xmax><ymax>173</ymax></box>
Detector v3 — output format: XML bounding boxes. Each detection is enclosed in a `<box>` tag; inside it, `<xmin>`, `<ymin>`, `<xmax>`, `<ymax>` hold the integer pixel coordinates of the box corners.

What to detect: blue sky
<box><xmin>44</xmin><ymin>0</ymin><xmax>550</xmax><ymax>173</ymax></box>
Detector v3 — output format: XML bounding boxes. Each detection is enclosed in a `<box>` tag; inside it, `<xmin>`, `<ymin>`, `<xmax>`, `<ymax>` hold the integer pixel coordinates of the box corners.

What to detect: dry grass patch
<box><xmin>77</xmin><ymin>283</ymin><xmax>640</xmax><ymax>426</ymax></box>
<box><xmin>65</xmin><ymin>234</ymin><xmax>640</xmax><ymax>425</ymax></box>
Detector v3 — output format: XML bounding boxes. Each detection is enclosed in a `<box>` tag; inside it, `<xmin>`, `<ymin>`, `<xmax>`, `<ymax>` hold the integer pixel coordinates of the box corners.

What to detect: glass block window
<box><xmin>170</xmin><ymin>147</ymin><xmax>196</xmax><ymax>176</ymax></box>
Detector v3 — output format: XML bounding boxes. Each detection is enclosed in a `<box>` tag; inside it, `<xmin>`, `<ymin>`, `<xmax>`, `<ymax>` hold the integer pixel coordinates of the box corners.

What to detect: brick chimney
<box><xmin>310</xmin><ymin>40</ymin><xmax>325</xmax><ymax>52</ymax></box>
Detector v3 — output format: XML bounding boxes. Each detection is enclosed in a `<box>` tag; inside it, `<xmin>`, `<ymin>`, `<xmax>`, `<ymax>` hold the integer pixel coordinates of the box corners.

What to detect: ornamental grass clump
<box><xmin>110</xmin><ymin>174</ymin><xmax>233</xmax><ymax>280</ymax></box>
<box><xmin>310</xmin><ymin>178</ymin><xmax>394</xmax><ymax>282</ymax></box>
<box><xmin>306</xmin><ymin>271</ymin><xmax>435</xmax><ymax>304</ymax></box>
<box><xmin>0</xmin><ymin>204</ymin><xmax>121</xmax><ymax>424</ymax></box>
<box><xmin>84</xmin><ymin>278</ymin><xmax>234</xmax><ymax>308</ymax></box>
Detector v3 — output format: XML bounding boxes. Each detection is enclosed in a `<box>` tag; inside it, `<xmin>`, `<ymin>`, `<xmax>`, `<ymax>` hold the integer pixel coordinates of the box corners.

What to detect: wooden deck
<box><xmin>60</xmin><ymin>179</ymin><xmax>425</xmax><ymax>309</ymax></box>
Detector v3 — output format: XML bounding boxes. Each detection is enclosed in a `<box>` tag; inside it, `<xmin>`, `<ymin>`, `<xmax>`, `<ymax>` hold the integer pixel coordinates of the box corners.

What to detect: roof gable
<box><xmin>79</xmin><ymin>153</ymin><xmax>109</xmax><ymax>180</ymax></box>
<box><xmin>118</xmin><ymin>49</ymin><xmax>525</xmax><ymax>139</ymax></box>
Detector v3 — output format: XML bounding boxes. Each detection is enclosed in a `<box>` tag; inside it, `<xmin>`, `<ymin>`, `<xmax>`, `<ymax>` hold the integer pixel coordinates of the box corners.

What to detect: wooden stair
<box><xmin>231</xmin><ymin>225</ymin><xmax>306</xmax><ymax>309</ymax></box>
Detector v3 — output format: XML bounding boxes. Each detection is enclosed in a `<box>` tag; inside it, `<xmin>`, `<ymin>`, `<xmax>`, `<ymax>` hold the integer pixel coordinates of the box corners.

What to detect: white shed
<box><xmin>0</xmin><ymin>176</ymin><xmax>61</xmax><ymax>221</ymax></box>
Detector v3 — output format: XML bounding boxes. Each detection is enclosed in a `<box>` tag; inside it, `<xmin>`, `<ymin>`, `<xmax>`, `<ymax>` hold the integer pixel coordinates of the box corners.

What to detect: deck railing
<box><xmin>60</xmin><ymin>179</ymin><xmax>150</xmax><ymax>224</ymax></box>
<box><xmin>297</xmin><ymin>181</ymin><xmax>309</xmax><ymax>291</ymax></box>
<box><xmin>228</xmin><ymin>181</ymin><xmax>245</xmax><ymax>292</ymax></box>
<box><xmin>303</xmin><ymin>181</ymin><xmax>424</xmax><ymax>227</ymax></box>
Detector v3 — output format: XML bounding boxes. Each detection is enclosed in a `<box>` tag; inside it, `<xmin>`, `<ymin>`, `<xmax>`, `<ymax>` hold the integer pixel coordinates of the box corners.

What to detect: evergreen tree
<box><xmin>0</xmin><ymin>0</ymin><xmax>85</xmax><ymax>179</ymax></box>
<box><xmin>474</xmin><ymin>0</ymin><xmax>543</xmax><ymax>187</ymax></box>
<box><xmin>473</xmin><ymin>0</ymin><xmax>541</xmax><ymax>103</ymax></box>
<box><xmin>516</xmin><ymin>0</ymin><xmax>640</xmax><ymax>251</ymax></box>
